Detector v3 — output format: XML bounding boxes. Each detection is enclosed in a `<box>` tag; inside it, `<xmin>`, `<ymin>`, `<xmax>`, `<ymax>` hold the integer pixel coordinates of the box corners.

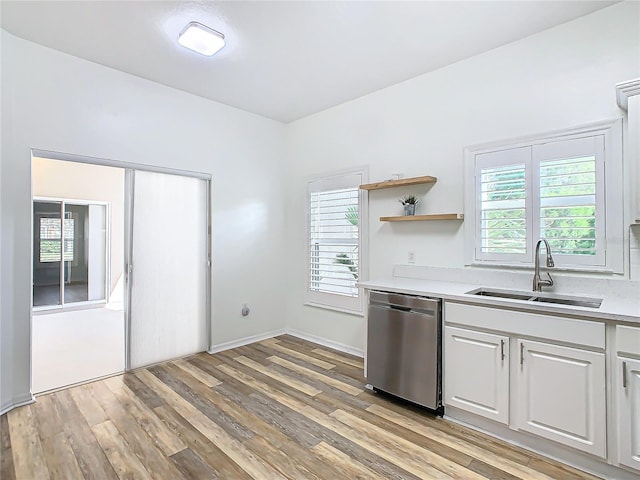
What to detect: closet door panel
<box><xmin>129</xmin><ymin>171</ymin><xmax>208</xmax><ymax>369</ymax></box>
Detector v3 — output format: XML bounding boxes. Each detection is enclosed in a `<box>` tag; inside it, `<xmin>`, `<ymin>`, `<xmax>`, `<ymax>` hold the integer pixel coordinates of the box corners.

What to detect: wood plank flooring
<box><xmin>1</xmin><ymin>335</ymin><xmax>603</xmax><ymax>480</ymax></box>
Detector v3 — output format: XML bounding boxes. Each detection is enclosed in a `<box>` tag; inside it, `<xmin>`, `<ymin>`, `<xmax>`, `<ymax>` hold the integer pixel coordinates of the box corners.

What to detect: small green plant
<box><xmin>334</xmin><ymin>253</ymin><xmax>358</xmax><ymax>280</ymax></box>
<box><xmin>333</xmin><ymin>206</ymin><xmax>359</xmax><ymax>281</ymax></box>
<box><xmin>399</xmin><ymin>195</ymin><xmax>420</xmax><ymax>205</ymax></box>
<box><xmin>345</xmin><ymin>205</ymin><xmax>358</xmax><ymax>226</ymax></box>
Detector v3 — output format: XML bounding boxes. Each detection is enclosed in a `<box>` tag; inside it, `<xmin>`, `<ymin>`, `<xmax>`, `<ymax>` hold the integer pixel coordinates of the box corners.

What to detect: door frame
<box><xmin>31</xmin><ymin>148</ymin><xmax>212</xmax><ymax>382</ymax></box>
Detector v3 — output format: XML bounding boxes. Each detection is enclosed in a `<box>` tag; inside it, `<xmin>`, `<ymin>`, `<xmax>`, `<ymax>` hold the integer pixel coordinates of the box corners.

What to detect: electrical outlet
<box><xmin>408</xmin><ymin>251</ymin><xmax>416</xmax><ymax>264</ymax></box>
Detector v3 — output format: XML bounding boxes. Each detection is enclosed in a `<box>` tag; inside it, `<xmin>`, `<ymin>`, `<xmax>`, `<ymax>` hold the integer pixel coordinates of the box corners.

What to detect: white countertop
<box><xmin>358</xmin><ymin>277</ymin><xmax>640</xmax><ymax>324</ymax></box>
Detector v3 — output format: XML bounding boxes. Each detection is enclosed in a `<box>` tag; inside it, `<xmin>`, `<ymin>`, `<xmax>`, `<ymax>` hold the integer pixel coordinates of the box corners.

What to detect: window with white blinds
<box><xmin>307</xmin><ymin>170</ymin><xmax>366</xmax><ymax>313</ymax></box>
<box><xmin>39</xmin><ymin>217</ymin><xmax>74</xmax><ymax>263</ymax></box>
<box><xmin>479</xmin><ymin>163</ymin><xmax>527</xmax><ymax>255</ymax></box>
<box><xmin>539</xmin><ymin>156</ymin><xmax>597</xmax><ymax>256</ymax></box>
<box><xmin>466</xmin><ymin>121</ymin><xmax>622</xmax><ymax>272</ymax></box>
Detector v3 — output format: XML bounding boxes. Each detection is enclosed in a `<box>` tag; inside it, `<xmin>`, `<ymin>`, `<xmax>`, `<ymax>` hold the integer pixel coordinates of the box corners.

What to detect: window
<box><xmin>465</xmin><ymin>120</ymin><xmax>623</xmax><ymax>272</ymax></box>
<box><xmin>307</xmin><ymin>170</ymin><xmax>367</xmax><ymax>313</ymax></box>
<box><xmin>39</xmin><ymin>217</ymin><xmax>74</xmax><ymax>263</ymax></box>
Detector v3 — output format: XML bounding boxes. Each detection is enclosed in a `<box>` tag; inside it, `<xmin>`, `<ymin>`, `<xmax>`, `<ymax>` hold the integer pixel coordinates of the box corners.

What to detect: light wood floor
<box><xmin>1</xmin><ymin>335</ymin><xmax>602</xmax><ymax>480</ymax></box>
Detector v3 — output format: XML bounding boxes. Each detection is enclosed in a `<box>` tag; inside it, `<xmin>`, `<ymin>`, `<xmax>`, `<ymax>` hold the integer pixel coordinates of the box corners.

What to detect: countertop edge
<box><xmin>358</xmin><ymin>278</ymin><xmax>640</xmax><ymax>325</ymax></box>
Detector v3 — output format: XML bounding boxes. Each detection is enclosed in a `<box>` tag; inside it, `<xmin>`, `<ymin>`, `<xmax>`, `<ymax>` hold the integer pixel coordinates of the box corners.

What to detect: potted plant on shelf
<box><xmin>399</xmin><ymin>195</ymin><xmax>420</xmax><ymax>216</ymax></box>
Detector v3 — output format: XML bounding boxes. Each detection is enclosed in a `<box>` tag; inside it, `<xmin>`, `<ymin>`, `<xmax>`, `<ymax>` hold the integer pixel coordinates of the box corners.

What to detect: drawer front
<box><xmin>444</xmin><ymin>302</ymin><xmax>605</xmax><ymax>349</ymax></box>
<box><xmin>616</xmin><ymin>325</ymin><xmax>640</xmax><ymax>357</ymax></box>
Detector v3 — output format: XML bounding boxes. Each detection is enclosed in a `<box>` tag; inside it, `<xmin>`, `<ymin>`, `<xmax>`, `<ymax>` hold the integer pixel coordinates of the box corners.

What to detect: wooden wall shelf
<box><xmin>380</xmin><ymin>213</ymin><xmax>464</xmax><ymax>222</ymax></box>
<box><xmin>360</xmin><ymin>175</ymin><xmax>437</xmax><ymax>190</ymax></box>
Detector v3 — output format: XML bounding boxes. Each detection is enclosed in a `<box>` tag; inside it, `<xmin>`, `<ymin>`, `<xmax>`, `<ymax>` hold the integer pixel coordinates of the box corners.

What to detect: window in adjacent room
<box><xmin>39</xmin><ymin>216</ymin><xmax>75</xmax><ymax>262</ymax></box>
<box><xmin>307</xmin><ymin>169</ymin><xmax>367</xmax><ymax>313</ymax></box>
<box><xmin>465</xmin><ymin>120</ymin><xmax>622</xmax><ymax>272</ymax></box>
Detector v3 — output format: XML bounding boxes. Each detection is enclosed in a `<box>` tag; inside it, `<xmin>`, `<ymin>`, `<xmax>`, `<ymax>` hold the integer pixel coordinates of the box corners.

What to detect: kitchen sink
<box><xmin>466</xmin><ymin>288</ymin><xmax>602</xmax><ymax>309</ymax></box>
<box><xmin>470</xmin><ymin>289</ymin><xmax>534</xmax><ymax>301</ymax></box>
<box><xmin>530</xmin><ymin>296</ymin><xmax>602</xmax><ymax>308</ymax></box>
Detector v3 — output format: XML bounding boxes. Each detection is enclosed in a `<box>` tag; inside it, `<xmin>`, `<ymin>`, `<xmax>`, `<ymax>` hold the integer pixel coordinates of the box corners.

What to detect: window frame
<box><xmin>464</xmin><ymin>119</ymin><xmax>623</xmax><ymax>273</ymax></box>
<box><xmin>305</xmin><ymin>167</ymin><xmax>368</xmax><ymax>315</ymax></box>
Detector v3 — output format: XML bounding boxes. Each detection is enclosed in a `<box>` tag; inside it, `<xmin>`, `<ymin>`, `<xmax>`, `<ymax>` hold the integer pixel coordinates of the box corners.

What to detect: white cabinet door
<box><xmin>515</xmin><ymin>339</ymin><xmax>606</xmax><ymax>458</ymax></box>
<box><xmin>628</xmin><ymin>95</ymin><xmax>640</xmax><ymax>222</ymax></box>
<box><xmin>618</xmin><ymin>357</ymin><xmax>640</xmax><ymax>471</ymax></box>
<box><xmin>444</xmin><ymin>326</ymin><xmax>509</xmax><ymax>424</ymax></box>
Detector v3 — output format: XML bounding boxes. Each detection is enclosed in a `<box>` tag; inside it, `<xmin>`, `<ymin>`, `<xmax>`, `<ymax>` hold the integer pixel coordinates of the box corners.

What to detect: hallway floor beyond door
<box><xmin>32</xmin><ymin>306</ymin><xmax>125</xmax><ymax>393</ymax></box>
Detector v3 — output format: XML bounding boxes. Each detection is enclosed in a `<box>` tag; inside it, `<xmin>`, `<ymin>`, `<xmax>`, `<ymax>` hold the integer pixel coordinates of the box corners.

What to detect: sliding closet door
<box><xmin>129</xmin><ymin>170</ymin><xmax>208</xmax><ymax>369</ymax></box>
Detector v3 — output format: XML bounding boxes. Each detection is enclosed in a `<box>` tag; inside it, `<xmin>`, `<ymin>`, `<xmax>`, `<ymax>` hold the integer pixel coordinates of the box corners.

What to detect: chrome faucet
<box><xmin>533</xmin><ymin>239</ymin><xmax>555</xmax><ymax>292</ymax></box>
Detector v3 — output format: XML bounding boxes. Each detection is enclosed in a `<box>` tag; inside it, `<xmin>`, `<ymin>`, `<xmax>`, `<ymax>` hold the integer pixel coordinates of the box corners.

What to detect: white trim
<box><xmin>33</xmin><ymin>370</ymin><xmax>125</xmax><ymax>396</ymax></box>
<box><xmin>285</xmin><ymin>328</ymin><xmax>364</xmax><ymax>358</ymax></box>
<box><xmin>616</xmin><ymin>78</ymin><xmax>640</xmax><ymax>111</ymax></box>
<box><xmin>207</xmin><ymin>329</ymin><xmax>287</xmax><ymax>354</ymax></box>
<box><xmin>32</xmin><ymin>148</ymin><xmax>212</xmax><ymax>180</ymax></box>
<box><xmin>33</xmin><ymin>301</ymin><xmax>107</xmax><ymax>315</ymax></box>
<box><xmin>305</xmin><ymin>166</ymin><xmax>369</xmax><ymax>314</ymax></box>
<box><xmin>303</xmin><ymin>301</ymin><xmax>365</xmax><ymax>317</ymax></box>
<box><xmin>206</xmin><ymin>328</ymin><xmax>364</xmax><ymax>358</ymax></box>
<box><xmin>0</xmin><ymin>394</ymin><xmax>36</xmax><ymax>416</ymax></box>
<box><xmin>465</xmin><ymin>119</ymin><xmax>624</xmax><ymax>274</ymax></box>
<box><xmin>445</xmin><ymin>407</ymin><xmax>640</xmax><ymax>480</ymax></box>
<box><xmin>464</xmin><ymin>118</ymin><xmax>623</xmax><ymax>155</ymax></box>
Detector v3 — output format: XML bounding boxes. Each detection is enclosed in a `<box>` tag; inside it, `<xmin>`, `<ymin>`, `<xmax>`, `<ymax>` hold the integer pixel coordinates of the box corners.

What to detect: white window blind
<box><xmin>307</xmin><ymin>171</ymin><xmax>365</xmax><ymax>313</ymax></box>
<box><xmin>480</xmin><ymin>163</ymin><xmax>527</xmax><ymax>255</ymax></box>
<box><xmin>39</xmin><ymin>217</ymin><xmax>74</xmax><ymax>263</ymax></box>
<box><xmin>466</xmin><ymin>122</ymin><xmax>619</xmax><ymax>272</ymax></box>
<box><xmin>539</xmin><ymin>156</ymin><xmax>596</xmax><ymax>255</ymax></box>
<box><xmin>533</xmin><ymin>135</ymin><xmax>605</xmax><ymax>267</ymax></box>
<box><xmin>475</xmin><ymin>146</ymin><xmax>532</xmax><ymax>264</ymax></box>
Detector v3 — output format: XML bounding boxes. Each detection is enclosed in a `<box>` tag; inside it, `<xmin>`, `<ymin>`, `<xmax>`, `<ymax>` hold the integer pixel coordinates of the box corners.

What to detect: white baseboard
<box><xmin>208</xmin><ymin>328</ymin><xmax>287</xmax><ymax>354</ymax></box>
<box><xmin>1</xmin><ymin>393</ymin><xmax>36</xmax><ymax>416</ymax></box>
<box><xmin>285</xmin><ymin>329</ymin><xmax>364</xmax><ymax>358</ymax></box>
<box><xmin>207</xmin><ymin>327</ymin><xmax>364</xmax><ymax>358</ymax></box>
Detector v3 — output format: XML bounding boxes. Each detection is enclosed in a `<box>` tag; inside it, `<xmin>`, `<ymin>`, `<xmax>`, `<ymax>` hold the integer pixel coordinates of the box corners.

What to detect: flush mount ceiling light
<box><xmin>178</xmin><ymin>21</ymin><xmax>225</xmax><ymax>56</ymax></box>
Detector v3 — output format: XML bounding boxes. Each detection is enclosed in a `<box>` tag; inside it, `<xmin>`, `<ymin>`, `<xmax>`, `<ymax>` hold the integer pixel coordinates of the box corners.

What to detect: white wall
<box><xmin>284</xmin><ymin>2</ymin><xmax>640</xmax><ymax>351</ymax></box>
<box><xmin>0</xmin><ymin>31</ymin><xmax>286</xmax><ymax>412</ymax></box>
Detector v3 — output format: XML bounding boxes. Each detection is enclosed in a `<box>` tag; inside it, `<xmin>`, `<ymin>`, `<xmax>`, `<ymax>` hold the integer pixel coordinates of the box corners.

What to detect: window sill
<box><xmin>33</xmin><ymin>300</ymin><xmax>108</xmax><ymax>315</ymax></box>
<box><xmin>467</xmin><ymin>261</ymin><xmax>617</xmax><ymax>275</ymax></box>
<box><xmin>303</xmin><ymin>302</ymin><xmax>364</xmax><ymax>317</ymax></box>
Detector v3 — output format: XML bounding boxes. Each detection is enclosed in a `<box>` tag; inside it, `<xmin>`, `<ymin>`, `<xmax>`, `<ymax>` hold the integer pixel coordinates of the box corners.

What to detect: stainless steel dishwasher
<box><xmin>366</xmin><ymin>290</ymin><xmax>442</xmax><ymax>412</ymax></box>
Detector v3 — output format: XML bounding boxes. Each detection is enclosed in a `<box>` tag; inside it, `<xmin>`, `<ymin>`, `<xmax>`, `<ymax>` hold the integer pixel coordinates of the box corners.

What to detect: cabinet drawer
<box><xmin>445</xmin><ymin>302</ymin><xmax>605</xmax><ymax>349</ymax></box>
<box><xmin>616</xmin><ymin>325</ymin><xmax>640</xmax><ymax>357</ymax></box>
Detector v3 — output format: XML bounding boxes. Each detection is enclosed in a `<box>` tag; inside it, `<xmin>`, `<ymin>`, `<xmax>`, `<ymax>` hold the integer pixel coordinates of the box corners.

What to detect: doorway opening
<box><xmin>31</xmin><ymin>157</ymin><xmax>125</xmax><ymax>393</ymax></box>
<box><xmin>31</xmin><ymin>151</ymin><xmax>211</xmax><ymax>394</ymax></box>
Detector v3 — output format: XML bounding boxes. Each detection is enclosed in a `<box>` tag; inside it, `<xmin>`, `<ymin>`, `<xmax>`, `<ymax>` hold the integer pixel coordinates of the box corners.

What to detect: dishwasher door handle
<box><xmin>371</xmin><ymin>303</ymin><xmax>436</xmax><ymax>317</ymax></box>
<box><xmin>390</xmin><ymin>304</ymin><xmax>412</xmax><ymax>312</ymax></box>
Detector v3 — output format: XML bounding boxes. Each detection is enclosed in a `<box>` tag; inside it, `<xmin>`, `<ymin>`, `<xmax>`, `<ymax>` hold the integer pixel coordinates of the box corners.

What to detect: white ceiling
<box><xmin>0</xmin><ymin>1</ymin><xmax>617</xmax><ymax>123</ymax></box>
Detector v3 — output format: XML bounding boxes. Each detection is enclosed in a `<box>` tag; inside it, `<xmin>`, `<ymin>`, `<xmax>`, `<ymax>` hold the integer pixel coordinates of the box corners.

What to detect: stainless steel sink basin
<box><xmin>530</xmin><ymin>296</ymin><xmax>602</xmax><ymax>309</ymax></box>
<box><xmin>470</xmin><ymin>289</ymin><xmax>534</xmax><ymax>301</ymax></box>
<box><xmin>466</xmin><ymin>288</ymin><xmax>602</xmax><ymax>309</ymax></box>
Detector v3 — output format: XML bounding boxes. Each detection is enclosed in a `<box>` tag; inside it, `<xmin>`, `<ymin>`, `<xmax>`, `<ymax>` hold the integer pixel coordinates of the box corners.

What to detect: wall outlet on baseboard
<box><xmin>408</xmin><ymin>251</ymin><xmax>416</xmax><ymax>263</ymax></box>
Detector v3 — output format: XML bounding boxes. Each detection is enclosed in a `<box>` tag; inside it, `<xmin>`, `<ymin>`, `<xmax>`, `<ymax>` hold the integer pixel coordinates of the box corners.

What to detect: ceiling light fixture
<box><xmin>178</xmin><ymin>21</ymin><xmax>225</xmax><ymax>57</ymax></box>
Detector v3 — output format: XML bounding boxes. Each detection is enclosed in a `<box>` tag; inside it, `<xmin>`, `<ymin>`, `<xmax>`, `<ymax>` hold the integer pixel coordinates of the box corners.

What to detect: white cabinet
<box><xmin>444</xmin><ymin>326</ymin><xmax>509</xmax><ymax>424</ymax></box>
<box><xmin>616</xmin><ymin>325</ymin><xmax>640</xmax><ymax>472</ymax></box>
<box><xmin>444</xmin><ymin>302</ymin><xmax>607</xmax><ymax>458</ymax></box>
<box><xmin>514</xmin><ymin>339</ymin><xmax>606</xmax><ymax>458</ymax></box>
<box><xmin>617</xmin><ymin>358</ymin><xmax>640</xmax><ymax>471</ymax></box>
<box><xmin>616</xmin><ymin>78</ymin><xmax>640</xmax><ymax>222</ymax></box>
